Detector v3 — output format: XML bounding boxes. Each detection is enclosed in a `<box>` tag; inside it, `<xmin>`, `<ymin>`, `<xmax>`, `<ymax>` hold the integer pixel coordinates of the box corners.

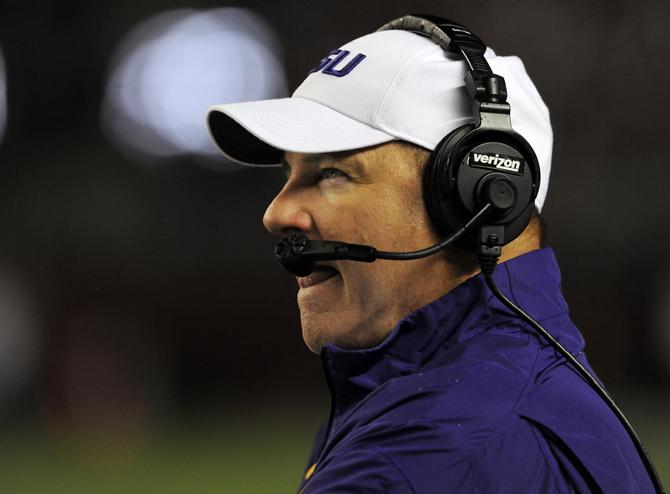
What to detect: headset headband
<box><xmin>377</xmin><ymin>14</ymin><xmax>508</xmax><ymax>107</ymax></box>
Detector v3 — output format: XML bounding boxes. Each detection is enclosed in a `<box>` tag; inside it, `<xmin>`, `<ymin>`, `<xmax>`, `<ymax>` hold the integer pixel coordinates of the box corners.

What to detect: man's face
<box><xmin>263</xmin><ymin>142</ymin><xmax>458</xmax><ymax>353</ymax></box>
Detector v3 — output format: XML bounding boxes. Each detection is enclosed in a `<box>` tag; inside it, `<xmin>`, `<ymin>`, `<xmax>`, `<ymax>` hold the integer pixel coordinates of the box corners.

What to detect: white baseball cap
<box><xmin>207</xmin><ymin>28</ymin><xmax>552</xmax><ymax>210</ymax></box>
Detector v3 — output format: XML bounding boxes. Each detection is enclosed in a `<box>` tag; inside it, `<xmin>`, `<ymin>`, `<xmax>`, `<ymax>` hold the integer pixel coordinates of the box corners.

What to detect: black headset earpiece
<box><xmin>423</xmin><ymin>121</ymin><xmax>540</xmax><ymax>247</ymax></box>
<box><xmin>377</xmin><ymin>15</ymin><xmax>540</xmax><ymax>249</ymax></box>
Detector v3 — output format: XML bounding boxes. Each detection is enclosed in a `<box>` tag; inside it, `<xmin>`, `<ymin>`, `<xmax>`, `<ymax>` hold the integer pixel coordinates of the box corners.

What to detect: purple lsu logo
<box><xmin>310</xmin><ymin>49</ymin><xmax>366</xmax><ymax>77</ymax></box>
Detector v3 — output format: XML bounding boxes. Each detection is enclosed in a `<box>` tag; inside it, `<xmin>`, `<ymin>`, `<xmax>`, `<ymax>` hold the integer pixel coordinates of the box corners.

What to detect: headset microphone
<box><xmin>274</xmin><ymin>235</ymin><xmax>377</xmax><ymax>277</ymax></box>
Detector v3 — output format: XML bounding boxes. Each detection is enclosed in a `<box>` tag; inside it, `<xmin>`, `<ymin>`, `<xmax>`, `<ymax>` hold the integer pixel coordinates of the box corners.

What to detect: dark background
<box><xmin>0</xmin><ymin>0</ymin><xmax>668</xmax><ymax>491</ymax></box>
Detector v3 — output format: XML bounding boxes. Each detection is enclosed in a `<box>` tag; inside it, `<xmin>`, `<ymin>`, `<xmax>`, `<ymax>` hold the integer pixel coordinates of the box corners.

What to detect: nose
<box><xmin>263</xmin><ymin>183</ymin><xmax>313</xmax><ymax>236</ymax></box>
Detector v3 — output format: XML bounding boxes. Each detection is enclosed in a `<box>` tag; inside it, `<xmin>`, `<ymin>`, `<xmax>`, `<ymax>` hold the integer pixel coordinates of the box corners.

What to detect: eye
<box><xmin>318</xmin><ymin>167</ymin><xmax>348</xmax><ymax>182</ymax></box>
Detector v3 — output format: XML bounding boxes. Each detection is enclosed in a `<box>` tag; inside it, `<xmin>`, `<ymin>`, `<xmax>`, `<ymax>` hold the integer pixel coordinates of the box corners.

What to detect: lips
<box><xmin>297</xmin><ymin>265</ymin><xmax>340</xmax><ymax>289</ymax></box>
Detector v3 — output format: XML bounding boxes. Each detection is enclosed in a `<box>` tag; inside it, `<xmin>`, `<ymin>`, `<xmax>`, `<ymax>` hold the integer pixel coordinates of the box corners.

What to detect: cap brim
<box><xmin>207</xmin><ymin>97</ymin><xmax>396</xmax><ymax>166</ymax></box>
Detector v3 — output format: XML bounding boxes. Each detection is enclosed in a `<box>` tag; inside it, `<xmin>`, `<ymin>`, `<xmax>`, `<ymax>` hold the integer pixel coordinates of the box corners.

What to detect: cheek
<box><xmin>350</xmin><ymin>192</ymin><xmax>436</xmax><ymax>251</ymax></box>
<box><xmin>339</xmin><ymin>255</ymin><xmax>412</xmax><ymax>311</ymax></box>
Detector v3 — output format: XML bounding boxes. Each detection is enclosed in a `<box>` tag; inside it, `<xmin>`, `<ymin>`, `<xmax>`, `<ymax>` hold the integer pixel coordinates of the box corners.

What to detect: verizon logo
<box><xmin>469</xmin><ymin>152</ymin><xmax>524</xmax><ymax>174</ymax></box>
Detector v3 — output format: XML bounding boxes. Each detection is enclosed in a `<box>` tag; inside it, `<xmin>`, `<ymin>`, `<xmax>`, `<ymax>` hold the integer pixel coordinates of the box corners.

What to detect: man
<box><xmin>207</xmin><ymin>15</ymin><xmax>658</xmax><ymax>493</ymax></box>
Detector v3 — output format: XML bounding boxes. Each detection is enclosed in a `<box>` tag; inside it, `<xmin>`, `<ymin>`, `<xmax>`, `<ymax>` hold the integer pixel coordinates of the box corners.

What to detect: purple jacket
<box><xmin>298</xmin><ymin>248</ymin><xmax>654</xmax><ymax>493</ymax></box>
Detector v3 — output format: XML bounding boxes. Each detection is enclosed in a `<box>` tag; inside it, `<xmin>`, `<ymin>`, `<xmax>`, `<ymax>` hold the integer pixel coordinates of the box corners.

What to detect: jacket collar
<box><xmin>320</xmin><ymin>247</ymin><xmax>578</xmax><ymax>411</ymax></box>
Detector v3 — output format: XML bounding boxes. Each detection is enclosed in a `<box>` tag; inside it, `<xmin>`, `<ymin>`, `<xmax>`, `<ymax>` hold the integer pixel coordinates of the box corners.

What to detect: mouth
<box><xmin>297</xmin><ymin>265</ymin><xmax>341</xmax><ymax>289</ymax></box>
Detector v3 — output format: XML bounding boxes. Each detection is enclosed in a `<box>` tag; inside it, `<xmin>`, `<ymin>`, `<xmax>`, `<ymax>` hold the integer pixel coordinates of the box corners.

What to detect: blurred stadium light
<box><xmin>100</xmin><ymin>8</ymin><xmax>288</xmax><ymax>167</ymax></box>
<box><xmin>0</xmin><ymin>47</ymin><xmax>7</xmax><ymax>145</ymax></box>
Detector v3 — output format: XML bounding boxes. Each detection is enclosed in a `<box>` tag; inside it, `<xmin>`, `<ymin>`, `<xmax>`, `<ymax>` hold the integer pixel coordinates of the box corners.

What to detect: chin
<box><xmin>300</xmin><ymin>315</ymin><xmax>339</xmax><ymax>354</ymax></box>
<box><xmin>300</xmin><ymin>312</ymin><xmax>389</xmax><ymax>354</ymax></box>
<box><xmin>300</xmin><ymin>312</ymin><xmax>352</xmax><ymax>354</ymax></box>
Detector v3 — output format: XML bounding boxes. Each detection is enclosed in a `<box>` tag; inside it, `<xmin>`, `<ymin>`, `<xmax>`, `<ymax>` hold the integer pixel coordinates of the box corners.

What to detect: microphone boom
<box><xmin>274</xmin><ymin>203</ymin><xmax>493</xmax><ymax>275</ymax></box>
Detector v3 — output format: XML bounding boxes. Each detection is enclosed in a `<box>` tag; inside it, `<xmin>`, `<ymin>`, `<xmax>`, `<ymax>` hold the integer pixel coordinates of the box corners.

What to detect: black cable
<box><xmin>480</xmin><ymin>260</ymin><xmax>665</xmax><ymax>494</ymax></box>
<box><xmin>375</xmin><ymin>203</ymin><xmax>493</xmax><ymax>260</ymax></box>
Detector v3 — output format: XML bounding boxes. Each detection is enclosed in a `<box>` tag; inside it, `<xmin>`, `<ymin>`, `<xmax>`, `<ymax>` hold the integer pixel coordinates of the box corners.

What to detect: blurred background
<box><xmin>0</xmin><ymin>0</ymin><xmax>668</xmax><ymax>492</ymax></box>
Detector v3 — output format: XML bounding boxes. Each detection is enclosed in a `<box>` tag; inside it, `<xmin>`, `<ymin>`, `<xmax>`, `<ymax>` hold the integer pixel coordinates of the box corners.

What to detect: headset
<box><xmin>273</xmin><ymin>14</ymin><xmax>664</xmax><ymax>493</ymax></box>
